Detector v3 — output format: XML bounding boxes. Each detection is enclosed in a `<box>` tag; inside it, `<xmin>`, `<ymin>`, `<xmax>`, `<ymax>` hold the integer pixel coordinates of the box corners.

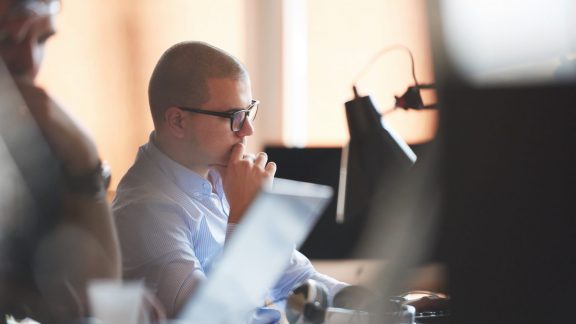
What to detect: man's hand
<box><xmin>15</xmin><ymin>79</ymin><xmax>101</xmax><ymax>177</ymax></box>
<box><xmin>218</xmin><ymin>143</ymin><xmax>276</xmax><ymax>224</ymax></box>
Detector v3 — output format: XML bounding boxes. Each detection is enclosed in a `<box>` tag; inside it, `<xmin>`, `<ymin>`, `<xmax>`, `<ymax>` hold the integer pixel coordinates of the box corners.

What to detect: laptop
<box><xmin>177</xmin><ymin>178</ymin><xmax>333</xmax><ymax>323</ymax></box>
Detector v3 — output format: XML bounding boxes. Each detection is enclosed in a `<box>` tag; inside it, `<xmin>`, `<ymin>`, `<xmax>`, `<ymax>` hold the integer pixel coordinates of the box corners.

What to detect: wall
<box><xmin>36</xmin><ymin>0</ymin><xmax>436</xmax><ymax>189</ymax></box>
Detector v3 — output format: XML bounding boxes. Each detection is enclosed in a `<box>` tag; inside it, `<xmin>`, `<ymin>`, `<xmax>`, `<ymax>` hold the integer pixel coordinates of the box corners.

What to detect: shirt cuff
<box><xmin>308</xmin><ymin>272</ymin><xmax>349</xmax><ymax>306</ymax></box>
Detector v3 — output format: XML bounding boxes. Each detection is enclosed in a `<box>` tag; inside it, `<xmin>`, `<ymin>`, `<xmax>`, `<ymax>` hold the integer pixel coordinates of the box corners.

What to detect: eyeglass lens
<box><xmin>231</xmin><ymin>103</ymin><xmax>258</xmax><ymax>131</ymax></box>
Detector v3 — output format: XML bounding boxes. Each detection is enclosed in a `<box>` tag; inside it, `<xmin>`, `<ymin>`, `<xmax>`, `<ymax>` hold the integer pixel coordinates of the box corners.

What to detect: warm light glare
<box><xmin>35</xmin><ymin>0</ymin><xmax>437</xmax><ymax>190</ymax></box>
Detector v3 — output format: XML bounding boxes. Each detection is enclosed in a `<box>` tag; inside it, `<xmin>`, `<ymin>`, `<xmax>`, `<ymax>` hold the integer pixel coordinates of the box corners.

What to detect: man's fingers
<box><xmin>265</xmin><ymin>161</ymin><xmax>277</xmax><ymax>177</ymax></box>
<box><xmin>229</xmin><ymin>143</ymin><xmax>245</xmax><ymax>162</ymax></box>
<box><xmin>254</xmin><ymin>152</ymin><xmax>268</xmax><ymax>168</ymax></box>
<box><xmin>243</xmin><ymin>153</ymin><xmax>256</xmax><ymax>162</ymax></box>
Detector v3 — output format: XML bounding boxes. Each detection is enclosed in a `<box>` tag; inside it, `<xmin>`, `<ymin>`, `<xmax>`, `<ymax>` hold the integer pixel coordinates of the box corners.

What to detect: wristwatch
<box><xmin>65</xmin><ymin>160</ymin><xmax>111</xmax><ymax>195</ymax></box>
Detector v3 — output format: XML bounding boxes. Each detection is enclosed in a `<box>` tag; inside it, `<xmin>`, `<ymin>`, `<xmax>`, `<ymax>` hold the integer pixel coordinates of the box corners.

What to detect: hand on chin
<box><xmin>212</xmin><ymin>143</ymin><xmax>277</xmax><ymax>223</ymax></box>
<box><xmin>209</xmin><ymin>145</ymin><xmax>241</xmax><ymax>168</ymax></box>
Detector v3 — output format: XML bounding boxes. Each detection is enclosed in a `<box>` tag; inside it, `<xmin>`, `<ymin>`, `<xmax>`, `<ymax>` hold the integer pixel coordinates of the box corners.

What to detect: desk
<box><xmin>311</xmin><ymin>259</ymin><xmax>386</xmax><ymax>285</ymax></box>
<box><xmin>312</xmin><ymin>260</ymin><xmax>446</xmax><ymax>293</ymax></box>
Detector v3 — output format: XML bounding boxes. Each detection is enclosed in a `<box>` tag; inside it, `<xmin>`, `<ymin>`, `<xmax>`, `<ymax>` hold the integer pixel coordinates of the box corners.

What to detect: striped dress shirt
<box><xmin>112</xmin><ymin>133</ymin><xmax>347</xmax><ymax>317</ymax></box>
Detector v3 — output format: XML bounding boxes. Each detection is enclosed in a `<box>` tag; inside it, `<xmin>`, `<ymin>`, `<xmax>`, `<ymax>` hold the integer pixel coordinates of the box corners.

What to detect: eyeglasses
<box><xmin>178</xmin><ymin>99</ymin><xmax>259</xmax><ymax>132</ymax></box>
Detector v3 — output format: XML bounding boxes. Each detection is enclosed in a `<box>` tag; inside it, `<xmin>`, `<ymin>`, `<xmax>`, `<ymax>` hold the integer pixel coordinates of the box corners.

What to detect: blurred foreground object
<box><xmin>428</xmin><ymin>0</ymin><xmax>576</xmax><ymax>323</ymax></box>
<box><xmin>0</xmin><ymin>0</ymin><xmax>120</xmax><ymax>320</ymax></box>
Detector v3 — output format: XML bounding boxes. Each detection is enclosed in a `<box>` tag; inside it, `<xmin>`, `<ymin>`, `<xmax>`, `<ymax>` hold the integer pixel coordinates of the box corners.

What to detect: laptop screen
<box><xmin>178</xmin><ymin>178</ymin><xmax>332</xmax><ymax>322</ymax></box>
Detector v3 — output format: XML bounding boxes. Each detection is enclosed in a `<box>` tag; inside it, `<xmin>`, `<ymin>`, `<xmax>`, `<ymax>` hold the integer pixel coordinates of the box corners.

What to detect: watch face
<box><xmin>62</xmin><ymin>161</ymin><xmax>111</xmax><ymax>195</ymax></box>
<box><xmin>101</xmin><ymin>161</ymin><xmax>112</xmax><ymax>190</ymax></box>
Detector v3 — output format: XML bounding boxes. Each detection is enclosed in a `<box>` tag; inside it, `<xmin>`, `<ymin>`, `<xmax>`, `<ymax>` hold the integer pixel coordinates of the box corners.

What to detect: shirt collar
<box><xmin>141</xmin><ymin>132</ymin><xmax>223</xmax><ymax>198</ymax></box>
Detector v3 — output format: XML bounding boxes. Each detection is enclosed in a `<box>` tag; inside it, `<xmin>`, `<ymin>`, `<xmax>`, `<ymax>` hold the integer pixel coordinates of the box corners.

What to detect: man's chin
<box><xmin>208</xmin><ymin>147</ymin><xmax>237</xmax><ymax>168</ymax></box>
<box><xmin>208</xmin><ymin>156</ymin><xmax>229</xmax><ymax>168</ymax></box>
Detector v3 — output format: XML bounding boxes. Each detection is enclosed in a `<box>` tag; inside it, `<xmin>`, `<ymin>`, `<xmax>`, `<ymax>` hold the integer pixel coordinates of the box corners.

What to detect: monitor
<box><xmin>266</xmin><ymin>139</ymin><xmax>434</xmax><ymax>260</ymax></box>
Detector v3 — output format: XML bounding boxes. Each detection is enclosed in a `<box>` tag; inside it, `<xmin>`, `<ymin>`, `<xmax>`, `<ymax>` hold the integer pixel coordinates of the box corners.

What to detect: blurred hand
<box><xmin>141</xmin><ymin>289</ymin><xmax>167</xmax><ymax>324</ymax></box>
<box><xmin>250</xmin><ymin>307</ymin><xmax>282</xmax><ymax>324</ymax></box>
<box><xmin>15</xmin><ymin>79</ymin><xmax>100</xmax><ymax>177</ymax></box>
<box><xmin>216</xmin><ymin>143</ymin><xmax>276</xmax><ymax>224</ymax></box>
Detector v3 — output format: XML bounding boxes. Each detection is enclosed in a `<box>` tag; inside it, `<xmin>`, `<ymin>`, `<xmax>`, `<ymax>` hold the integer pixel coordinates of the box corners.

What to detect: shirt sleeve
<box><xmin>308</xmin><ymin>271</ymin><xmax>349</xmax><ymax>306</ymax></box>
<box><xmin>114</xmin><ymin>199</ymin><xmax>205</xmax><ymax>317</ymax></box>
<box><xmin>268</xmin><ymin>250</ymin><xmax>348</xmax><ymax>305</ymax></box>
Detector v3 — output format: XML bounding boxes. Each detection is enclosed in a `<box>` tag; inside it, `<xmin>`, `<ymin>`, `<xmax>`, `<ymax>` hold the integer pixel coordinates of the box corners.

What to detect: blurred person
<box><xmin>112</xmin><ymin>41</ymin><xmax>348</xmax><ymax>319</ymax></box>
<box><xmin>0</xmin><ymin>0</ymin><xmax>121</xmax><ymax>322</ymax></box>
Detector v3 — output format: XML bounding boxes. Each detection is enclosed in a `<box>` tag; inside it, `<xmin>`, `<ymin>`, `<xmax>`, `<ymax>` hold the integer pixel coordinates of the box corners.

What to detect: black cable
<box><xmin>352</xmin><ymin>45</ymin><xmax>437</xmax><ymax>111</ymax></box>
<box><xmin>352</xmin><ymin>44</ymin><xmax>420</xmax><ymax>96</ymax></box>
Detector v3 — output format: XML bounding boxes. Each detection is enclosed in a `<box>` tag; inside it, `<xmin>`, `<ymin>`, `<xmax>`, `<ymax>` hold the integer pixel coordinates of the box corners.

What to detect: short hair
<box><xmin>148</xmin><ymin>41</ymin><xmax>247</xmax><ymax>126</ymax></box>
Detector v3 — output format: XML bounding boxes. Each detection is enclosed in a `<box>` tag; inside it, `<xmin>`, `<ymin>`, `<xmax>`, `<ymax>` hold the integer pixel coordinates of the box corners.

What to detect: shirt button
<box><xmin>203</xmin><ymin>183</ymin><xmax>211</xmax><ymax>192</ymax></box>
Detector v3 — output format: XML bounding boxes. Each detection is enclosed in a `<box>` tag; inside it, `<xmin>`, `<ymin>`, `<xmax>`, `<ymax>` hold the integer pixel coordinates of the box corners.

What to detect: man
<box><xmin>113</xmin><ymin>41</ymin><xmax>347</xmax><ymax>318</ymax></box>
<box><xmin>0</xmin><ymin>0</ymin><xmax>121</xmax><ymax>321</ymax></box>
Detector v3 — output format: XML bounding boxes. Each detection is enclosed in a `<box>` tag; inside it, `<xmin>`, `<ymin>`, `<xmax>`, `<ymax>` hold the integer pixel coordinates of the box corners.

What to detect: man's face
<box><xmin>182</xmin><ymin>76</ymin><xmax>255</xmax><ymax>168</ymax></box>
<box><xmin>0</xmin><ymin>0</ymin><xmax>56</xmax><ymax>80</ymax></box>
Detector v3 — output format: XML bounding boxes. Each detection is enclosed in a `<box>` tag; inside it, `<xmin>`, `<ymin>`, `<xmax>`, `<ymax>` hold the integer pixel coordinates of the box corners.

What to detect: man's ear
<box><xmin>164</xmin><ymin>106</ymin><xmax>187</xmax><ymax>139</ymax></box>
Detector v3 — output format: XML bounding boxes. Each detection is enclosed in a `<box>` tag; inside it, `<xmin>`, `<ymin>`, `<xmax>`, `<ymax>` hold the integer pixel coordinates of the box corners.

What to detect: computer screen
<box><xmin>264</xmin><ymin>147</ymin><xmax>359</xmax><ymax>259</ymax></box>
<box><xmin>265</xmin><ymin>138</ymin><xmax>428</xmax><ymax>260</ymax></box>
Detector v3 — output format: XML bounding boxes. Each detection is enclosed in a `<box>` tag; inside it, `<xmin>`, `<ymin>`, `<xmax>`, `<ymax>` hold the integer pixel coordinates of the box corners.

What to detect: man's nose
<box><xmin>236</xmin><ymin>118</ymin><xmax>255</xmax><ymax>137</ymax></box>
